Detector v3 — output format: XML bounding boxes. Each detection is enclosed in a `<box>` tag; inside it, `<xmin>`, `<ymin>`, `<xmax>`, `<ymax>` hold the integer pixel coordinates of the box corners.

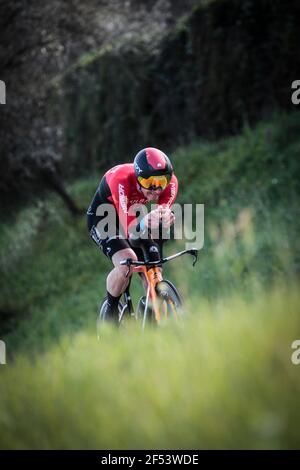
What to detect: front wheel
<box><xmin>155</xmin><ymin>280</ymin><xmax>183</xmax><ymax>322</ymax></box>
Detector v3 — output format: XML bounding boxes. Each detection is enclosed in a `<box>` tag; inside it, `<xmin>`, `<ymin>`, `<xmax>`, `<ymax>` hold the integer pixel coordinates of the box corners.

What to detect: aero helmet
<box><xmin>134</xmin><ymin>147</ymin><xmax>173</xmax><ymax>190</ymax></box>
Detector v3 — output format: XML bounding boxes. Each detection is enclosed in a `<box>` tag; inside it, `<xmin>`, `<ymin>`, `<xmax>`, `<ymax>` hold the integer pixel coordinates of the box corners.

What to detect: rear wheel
<box><xmin>97</xmin><ymin>297</ymin><xmax>129</xmax><ymax>339</ymax></box>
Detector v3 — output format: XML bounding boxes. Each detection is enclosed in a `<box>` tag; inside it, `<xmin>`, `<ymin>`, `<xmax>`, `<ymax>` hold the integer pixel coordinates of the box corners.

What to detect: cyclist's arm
<box><xmin>108</xmin><ymin>173</ymin><xmax>138</xmax><ymax>238</ymax></box>
<box><xmin>136</xmin><ymin>175</ymin><xmax>178</xmax><ymax>235</ymax></box>
<box><xmin>158</xmin><ymin>174</ymin><xmax>178</xmax><ymax>208</ymax></box>
<box><xmin>155</xmin><ymin>174</ymin><xmax>178</xmax><ymax>229</ymax></box>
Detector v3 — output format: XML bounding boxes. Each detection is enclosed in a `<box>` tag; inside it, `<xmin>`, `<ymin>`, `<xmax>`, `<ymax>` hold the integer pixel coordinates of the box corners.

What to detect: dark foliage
<box><xmin>1</xmin><ymin>0</ymin><xmax>299</xmax><ymax>210</ymax></box>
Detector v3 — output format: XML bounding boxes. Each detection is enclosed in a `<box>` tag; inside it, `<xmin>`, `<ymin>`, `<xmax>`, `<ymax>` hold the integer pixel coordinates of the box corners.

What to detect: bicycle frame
<box><xmin>120</xmin><ymin>248</ymin><xmax>198</xmax><ymax>327</ymax></box>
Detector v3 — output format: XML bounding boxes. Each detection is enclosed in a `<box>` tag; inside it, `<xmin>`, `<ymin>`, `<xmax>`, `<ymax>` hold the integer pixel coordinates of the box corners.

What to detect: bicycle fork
<box><xmin>142</xmin><ymin>267</ymin><xmax>163</xmax><ymax>329</ymax></box>
<box><xmin>126</xmin><ymin>265</ymin><xmax>163</xmax><ymax>329</ymax></box>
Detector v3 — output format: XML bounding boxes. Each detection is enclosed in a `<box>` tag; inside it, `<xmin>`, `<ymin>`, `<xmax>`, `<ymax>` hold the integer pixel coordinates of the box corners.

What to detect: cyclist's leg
<box><xmin>87</xmin><ymin>190</ymin><xmax>136</xmax><ymax>322</ymax></box>
<box><xmin>99</xmin><ymin>238</ymin><xmax>137</xmax><ymax>322</ymax></box>
<box><xmin>108</xmin><ymin>246</ymin><xmax>138</xmax><ymax>296</ymax></box>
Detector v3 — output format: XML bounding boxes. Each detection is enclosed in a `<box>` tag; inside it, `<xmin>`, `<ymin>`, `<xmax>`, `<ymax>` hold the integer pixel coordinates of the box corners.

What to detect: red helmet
<box><xmin>134</xmin><ymin>147</ymin><xmax>173</xmax><ymax>190</ymax></box>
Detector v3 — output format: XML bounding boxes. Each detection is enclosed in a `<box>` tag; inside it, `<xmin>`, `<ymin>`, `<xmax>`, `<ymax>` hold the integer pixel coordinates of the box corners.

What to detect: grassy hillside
<box><xmin>0</xmin><ymin>111</ymin><xmax>299</xmax><ymax>354</ymax></box>
<box><xmin>0</xmin><ymin>112</ymin><xmax>299</xmax><ymax>449</ymax></box>
<box><xmin>172</xmin><ymin>110</ymin><xmax>300</xmax><ymax>299</ymax></box>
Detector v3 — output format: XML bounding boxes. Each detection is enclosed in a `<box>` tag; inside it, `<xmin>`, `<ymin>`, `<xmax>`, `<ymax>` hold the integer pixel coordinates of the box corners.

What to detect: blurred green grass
<box><xmin>0</xmin><ymin>112</ymin><xmax>299</xmax><ymax>449</ymax></box>
<box><xmin>0</xmin><ymin>283</ymin><xmax>299</xmax><ymax>449</ymax></box>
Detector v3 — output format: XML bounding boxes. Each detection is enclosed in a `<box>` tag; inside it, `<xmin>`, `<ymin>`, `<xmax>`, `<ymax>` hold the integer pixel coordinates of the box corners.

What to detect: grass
<box><xmin>0</xmin><ymin>283</ymin><xmax>299</xmax><ymax>449</ymax></box>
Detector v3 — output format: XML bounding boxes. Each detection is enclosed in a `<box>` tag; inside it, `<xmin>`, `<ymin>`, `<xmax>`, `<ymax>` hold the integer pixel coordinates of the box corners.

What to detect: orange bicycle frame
<box><xmin>132</xmin><ymin>265</ymin><xmax>163</xmax><ymax>323</ymax></box>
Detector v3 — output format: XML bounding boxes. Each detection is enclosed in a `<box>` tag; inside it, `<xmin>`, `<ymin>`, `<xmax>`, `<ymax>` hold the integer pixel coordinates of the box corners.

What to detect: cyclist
<box><xmin>87</xmin><ymin>147</ymin><xmax>178</xmax><ymax>322</ymax></box>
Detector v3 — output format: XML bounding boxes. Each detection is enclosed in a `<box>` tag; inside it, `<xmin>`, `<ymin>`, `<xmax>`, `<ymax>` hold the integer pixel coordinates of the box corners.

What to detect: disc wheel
<box><xmin>155</xmin><ymin>280</ymin><xmax>183</xmax><ymax>322</ymax></box>
<box><xmin>97</xmin><ymin>297</ymin><xmax>129</xmax><ymax>339</ymax></box>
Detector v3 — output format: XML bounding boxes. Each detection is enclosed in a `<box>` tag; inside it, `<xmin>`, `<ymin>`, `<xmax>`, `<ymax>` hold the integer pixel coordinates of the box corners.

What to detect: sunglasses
<box><xmin>137</xmin><ymin>174</ymin><xmax>171</xmax><ymax>191</ymax></box>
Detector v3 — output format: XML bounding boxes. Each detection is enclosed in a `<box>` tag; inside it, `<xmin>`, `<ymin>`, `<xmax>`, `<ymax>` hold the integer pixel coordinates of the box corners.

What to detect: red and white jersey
<box><xmin>104</xmin><ymin>163</ymin><xmax>178</xmax><ymax>236</ymax></box>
